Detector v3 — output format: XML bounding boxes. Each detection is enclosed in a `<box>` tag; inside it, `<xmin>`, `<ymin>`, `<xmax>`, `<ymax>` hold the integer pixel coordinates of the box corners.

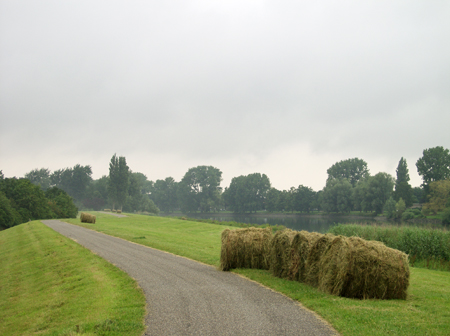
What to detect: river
<box><xmin>165</xmin><ymin>213</ymin><xmax>381</xmax><ymax>233</ymax></box>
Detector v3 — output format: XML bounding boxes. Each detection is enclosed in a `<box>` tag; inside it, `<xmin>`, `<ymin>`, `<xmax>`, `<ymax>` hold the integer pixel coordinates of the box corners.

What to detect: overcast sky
<box><xmin>1</xmin><ymin>1</ymin><xmax>449</xmax><ymax>191</ymax></box>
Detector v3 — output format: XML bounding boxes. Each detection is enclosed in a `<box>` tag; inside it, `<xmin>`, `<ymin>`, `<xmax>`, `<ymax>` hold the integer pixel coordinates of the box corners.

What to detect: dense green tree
<box><xmin>327</xmin><ymin>158</ymin><xmax>369</xmax><ymax>187</ymax></box>
<box><xmin>422</xmin><ymin>179</ymin><xmax>450</xmax><ymax>215</ymax></box>
<box><xmin>24</xmin><ymin>168</ymin><xmax>51</xmax><ymax>190</ymax></box>
<box><xmin>416</xmin><ymin>146</ymin><xmax>450</xmax><ymax>195</ymax></box>
<box><xmin>0</xmin><ymin>170</ymin><xmax>4</xmax><ymax>179</ymax></box>
<box><xmin>108</xmin><ymin>154</ymin><xmax>129</xmax><ymax>210</ymax></box>
<box><xmin>383</xmin><ymin>196</ymin><xmax>397</xmax><ymax>219</ymax></box>
<box><xmin>365</xmin><ymin>172</ymin><xmax>395</xmax><ymax>214</ymax></box>
<box><xmin>413</xmin><ymin>186</ymin><xmax>425</xmax><ymax>203</ymax></box>
<box><xmin>393</xmin><ymin>157</ymin><xmax>414</xmax><ymax>207</ymax></box>
<box><xmin>0</xmin><ymin>191</ymin><xmax>21</xmax><ymax>229</ymax></box>
<box><xmin>50</xmin><ymin>165</ymin><xmax>92</xmax><ymax>203</ymax></box>
<box><xmin>321</xmin><ymin>179</ymin><xmax>353</xmax><ymax>213</ymax></box>
<box><xmin>265</xmin><ymin>188</ymin><xmax>281</xmax><ymax>212</ymax></box>
<box><xmin>295</xmin><ymin>185</ymin><xmax>316</xmax><ymax>213</ymax></box>
<box><xmin>45</xmin><ymin>187</ymin><xmax>78</xmax><ymax>218</ymax></box>
<box><xmin>223</xmin><ymin>173</ymin><xmax>270</xmax><ymax>213</ymax></box>
<box><xmin>150</xmin><ymin>177</ymin><xmax>178</xmax><ymax>213</ymax></box>
<box><xmin>0</xmin><ymin>178</ymin><xmax>53</xmax><ymax>223</ymax></box>
<box><xmin>178</xmin><ymin>166</ymin><xmax>222</xmax><ymax>213</ymax></box>
<box><xmin>352</xmin><ymin>177</ymin><xmax>370</xmax><ymax>212</ymax></box>
<box><xmin>83</xmin><ymin>176</ymin><xmax>109</xmax><ymax>210</ymax></box>
<box><xmin>124</xmin><ymin>172</ymin><xmax>160</xmax><ymax>214</ymax></box>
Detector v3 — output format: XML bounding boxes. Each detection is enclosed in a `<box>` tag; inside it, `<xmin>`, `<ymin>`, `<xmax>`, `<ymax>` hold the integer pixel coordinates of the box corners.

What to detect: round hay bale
<box><xmin>80</xmin><ymin>212</ymin><xmax>96</xmax><ymax>224</ymax></box>
<box><xmin>288</xmin><ymin>231</ymin><xmax>322</xmax><ymax>282</ymax></box>
<box><xmin>341</xmin><ymin>237</ymin><xmax>410</xmax><ymax>300</ymax></box>
<box><xmin>220</xmin><ymin>227</ymin><xmax>272</xmax><ymax>271</ymax></box>
<box><xmin>316</xmin><ymin>236</ymin><xmax>353</xmax><ymax>296</ymax></box>
<box><xmin>269</xmin><ymin>229</ymin><xmax>297</xmax><ymax>279</ymax></box>
<box><xmin>304</xmin><ymin>234</ymin><xmax>336</xmax><ymax>287</ymax></box>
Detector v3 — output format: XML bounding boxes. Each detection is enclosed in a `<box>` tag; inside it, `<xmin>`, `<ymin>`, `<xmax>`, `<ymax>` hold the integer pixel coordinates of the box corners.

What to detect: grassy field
<box><xmin>66</xmin><ymin>212</ymin><xmax>450</xmax><ymax>336</ymax></box>
<box><xmin>0</xmin><ymin>221</ymin><xmax>146</xmax><ymax>336</ymax></box>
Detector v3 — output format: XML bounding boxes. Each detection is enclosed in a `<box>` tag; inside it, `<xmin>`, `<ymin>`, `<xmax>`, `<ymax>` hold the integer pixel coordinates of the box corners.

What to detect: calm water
<box><xmin>176</xmin><ymin>213</ymin><xmax>379</xmax><ymax>233</ymax></box>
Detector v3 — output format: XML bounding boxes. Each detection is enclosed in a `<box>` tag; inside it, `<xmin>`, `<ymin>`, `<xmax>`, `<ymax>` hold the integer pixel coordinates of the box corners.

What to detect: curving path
<box><xmin>42</xmin><ymin>220</ymin><xmax>338</xmax><ymax>336</ymax></box>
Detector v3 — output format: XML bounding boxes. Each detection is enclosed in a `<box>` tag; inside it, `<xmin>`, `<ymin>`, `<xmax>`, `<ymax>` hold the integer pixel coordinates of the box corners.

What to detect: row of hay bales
<box><xmin>80</xmin><ymin>212</ymin><xmax>96</xmax><ymax>224</ymax></box>
<box><xmin>103</xmin><ymin>209</ymin><xmax>122</xmax><ymax>214</ymax></box>
<box><xmin>220</xmin><ymin>228</ymin><xmax>410</xmax><ymax>300</ymax></box>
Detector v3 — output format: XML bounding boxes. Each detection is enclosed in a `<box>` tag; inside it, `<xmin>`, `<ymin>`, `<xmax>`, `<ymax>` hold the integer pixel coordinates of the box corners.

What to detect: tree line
<box><xmin>2</xmin><ymin>146</ymin><xmax>449</xmax><ymax>229</ymax></box>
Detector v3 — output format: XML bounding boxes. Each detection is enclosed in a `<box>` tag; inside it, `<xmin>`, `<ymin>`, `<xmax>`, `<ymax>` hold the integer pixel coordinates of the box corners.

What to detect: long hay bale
<box><xmin>304</xmin><ymin>234</ymin><xmax>335</xmax><ymax>287</ymax></box>
<box><xmin>80</xmin><ymin>212</ymin><xmax>96</xmax><ymax>224</ymax></box>
<box><xmin>343</xmin><ymin>237</ymin><xmax>409</xmax><ymax>299</ymax></box>
<box><xmin>220</xmin><ymin>227</ymin><xmax>272</xmax><ymax>271</ymax></box>
<box><xmin>288</xmin><ymin>231</ymin><xmax>322</xmax><ymax>282</ymax></box>
<box><xmin>269</xmin><ymin>229</ymin><xmax>297</xmax><ymax>279</ymax></box>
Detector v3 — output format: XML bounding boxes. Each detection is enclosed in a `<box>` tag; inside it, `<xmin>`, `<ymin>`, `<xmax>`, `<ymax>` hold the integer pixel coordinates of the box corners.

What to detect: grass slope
<box><xmin>0</xmin><ymin>221</ymin><xmax>146</xmax><ymax>336</ymax></box>
<box><xmin>68</xmin><ymin>212</ymin><xmax>450</xmax><ymax>336</ymax></box>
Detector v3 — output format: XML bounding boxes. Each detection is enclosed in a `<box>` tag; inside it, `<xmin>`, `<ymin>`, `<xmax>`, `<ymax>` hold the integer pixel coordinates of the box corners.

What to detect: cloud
<box><xmin>1</xmin><ymin>1</ymin><xmax>449</xmax><ymax>191</ymax></box>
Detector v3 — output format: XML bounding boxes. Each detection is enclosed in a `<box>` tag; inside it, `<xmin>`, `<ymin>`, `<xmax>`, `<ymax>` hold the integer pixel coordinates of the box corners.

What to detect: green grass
<box><xmin>66</xmin><ymin>212</ymin><xmax>450</xmax><ymax>336</ymax></box>
<box><xmin>0</xmin><ymin>221</ymin><xmax>146</xmax><ymax>336</ymax></box>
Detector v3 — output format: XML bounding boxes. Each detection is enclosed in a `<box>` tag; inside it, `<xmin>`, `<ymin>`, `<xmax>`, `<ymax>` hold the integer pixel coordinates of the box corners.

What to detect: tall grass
<box><xmin>329</xmin><ymin>224</ymin><xmax>450</xmax><ymax>271</ymax></box>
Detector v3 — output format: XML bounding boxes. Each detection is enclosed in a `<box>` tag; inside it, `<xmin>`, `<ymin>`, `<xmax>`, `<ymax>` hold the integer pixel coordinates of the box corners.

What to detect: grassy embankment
<box><xmin>0</xmin><ymin>221</ymin><xmax>146</xmax><ymax>336</ymax></box>
<box><xmin>65</xmin><ymin>212</ymin><xmax>450</xmax><ymax>336</ymax></box>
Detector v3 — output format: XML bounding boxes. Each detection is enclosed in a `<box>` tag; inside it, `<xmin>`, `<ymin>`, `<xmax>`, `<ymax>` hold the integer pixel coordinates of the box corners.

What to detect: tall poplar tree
<box><xmin>394</xmin><ymin>157</ymin><xmax>414</xmax><ymax>207</ymax></box>
<box><xmin>108</xmin><ymin>154</ymin><xmax>129</xmax><ymax>210</ymax></box>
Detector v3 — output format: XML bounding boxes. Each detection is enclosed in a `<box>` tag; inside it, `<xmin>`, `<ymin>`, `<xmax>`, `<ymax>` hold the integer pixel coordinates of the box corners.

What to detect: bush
<box><xmin>402</xmin><ymin>210</ymin><xmax>416</xmax><ymax>222</ymax></box>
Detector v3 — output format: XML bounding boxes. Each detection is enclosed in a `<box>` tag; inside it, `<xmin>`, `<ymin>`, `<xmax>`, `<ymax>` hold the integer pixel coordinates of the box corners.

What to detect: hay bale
<box><xmin>80</xmin><ymin>212</ymin><xmax>96</xmax><ymax>224</ymax></box>
<box><xmin>116</xmin><ymin>209</ymin><xmax>122</xmax><ymax>214</ymax></box>
<box><xmin>304</xmin><ymin>234</ymin><xmax>336</xmax><ymax>287</ymax></box>
<box><xmin>103</xmin><ymin>209</ymin><xmax>111</xmax><ymax>212</ymax></box>
<box><xmin>316</xmin><ymin>236</ymin><xmax>353</xmax><ymax>296</ymax></box>
<box><xmin>343</xmin><ymin>237</ymin><xmax>409</xmax><ymax>299</ymax></box>
<box><xmin>315</xmin><ymin>236</ymin><xmax>410</xmax><ymax>299</ymax></box>
<box><xmin>269</xmin><ymin>229</ymin><xmax>297</xmax><ymax>279</ymax></box>
<box><xmin>288</xmin><ymin>231</ymin><xmax>322</xmax><ymax>282</ymax></box>
<box><xmin>220</xmin><ymin>227</ymin><xmax>272</xmax><ymax>271</ymax></box>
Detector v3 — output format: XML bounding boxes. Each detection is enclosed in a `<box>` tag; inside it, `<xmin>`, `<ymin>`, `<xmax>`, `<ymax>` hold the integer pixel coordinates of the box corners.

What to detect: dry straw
<box><xmin>220</xmin><ymin>227</ymin><xmax>272</xmax><ymax>271</ymax></box>
<box><xmin>80</xmin><ymin>212</ymin><xmax>96</xmax><ymax>224</ymax></box>
<box><xmin>304</xmin><ymin>234</ymin><xmax>336</xmax><ymax>288</ymax></box>
<box><xmin>269</xmin><ymin>229</ymin><xmax>298</xmax><ymax>279</ymax></box>
<box><xmin>342</xmin><ymin>237</ymin><xmax>409</xmax><ymax>299</ymax></box>
<box><xmin>288</xmin><ymin>231</ymin><xmax>322</xmax><ymax>282</ymax></box>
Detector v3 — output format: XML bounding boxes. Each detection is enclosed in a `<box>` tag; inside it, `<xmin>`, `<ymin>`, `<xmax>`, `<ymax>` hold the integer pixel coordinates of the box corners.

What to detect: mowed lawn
<box><xmin>66</xmin><ymin>212</ymin><xmax>450</xmax><ymax>336</ymax></box>
<box><xmin>0</xmin><ymin>221</ymin><xmax>146</xmax><ymax>336</ymax></box>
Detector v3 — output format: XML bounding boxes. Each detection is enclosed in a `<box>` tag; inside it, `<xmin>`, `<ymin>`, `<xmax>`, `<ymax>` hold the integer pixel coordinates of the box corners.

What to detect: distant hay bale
<box><xmin>80</xmin><ymin>212</ymin><xmax>96</xmax><ymax>224</ymax></box>
<box><xmin>103</xmin><ymin>209</ymin><xmax>111</xmax><ymax>212</ymax></box>
<box><xmin>269</xmin><ymin>229</ymin><xmax>297</xmax><ymax>279</ymax></box>
<box><xmin>288</xmin><ymin>231</ymin><xmax>322</xmax><ymax>282</ymax></box>
<box><xmin>304</xmin><ymin>234</ymin><xmax>336</xmax><ymax>287</ymax></box>
<box><xmin>116</xmin><ymin>210</ymin><xmax>122</xmax><ymax>214</ymax></box>
<box><xmin>220</xmin><ymin>227</ymin><xmax>272</xmax><ymax>271</ymax></box>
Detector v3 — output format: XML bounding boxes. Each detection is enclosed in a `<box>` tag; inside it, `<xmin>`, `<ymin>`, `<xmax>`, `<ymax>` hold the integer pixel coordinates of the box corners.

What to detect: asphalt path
<box><xmin>42</xmin><ymin>220</ymin><xmax>338</xmax><ymax>336</ymax></box>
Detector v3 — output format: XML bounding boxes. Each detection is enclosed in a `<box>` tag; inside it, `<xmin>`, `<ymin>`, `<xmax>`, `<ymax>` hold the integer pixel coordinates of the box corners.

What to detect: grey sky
<box><xmin>1</xmin><ymin>1</ymin><xmax>449</xmax><ymax>191</ymax></box>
